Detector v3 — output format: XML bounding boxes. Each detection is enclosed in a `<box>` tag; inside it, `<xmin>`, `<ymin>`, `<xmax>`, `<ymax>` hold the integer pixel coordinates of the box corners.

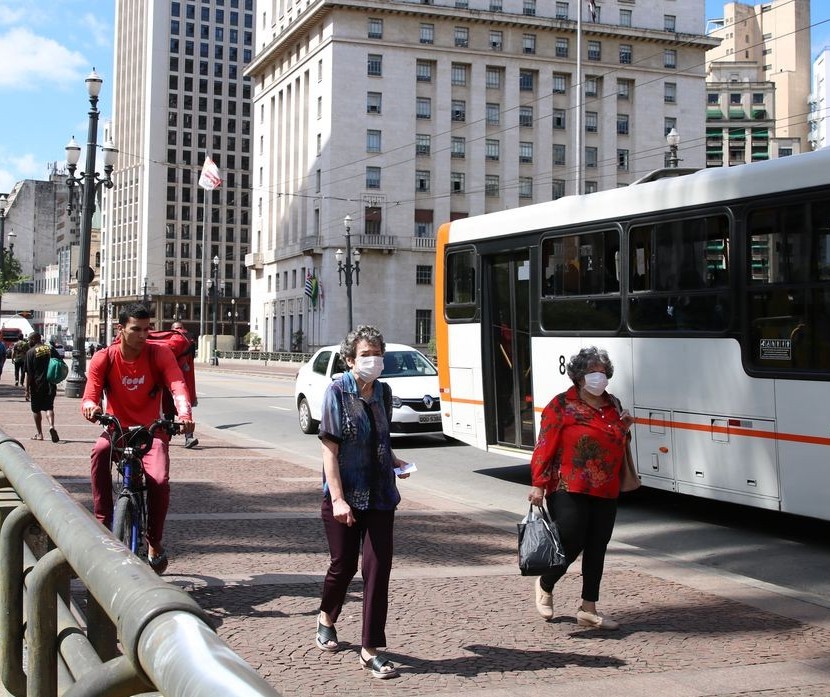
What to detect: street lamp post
<box><xmin>335</xmin><ymin>215</ymin><xmax>361</xmax><ymax>332</ymax></box>
<box><xmin>666</xmin><ymin>128</ymin><xmax>681</xmax><ymax>168</ymax></box>
<box><xmin>211</xmin><ymin>255</ymin><xmax>220</xmax><ymax>365</ymax></box>
<box><xmin>0</xmin><ymin>195</ymin><xmax>7</xmax><ymax>323</ymax></box>
<box><xmin>228</xmin><ymin>298</ymin><xmax>238</xmax><ymax>349</ymax></box>
<box><xmin>64</xmin><ymin>69</ymin><xmax>118</xmax><ymax>398</ymax></box>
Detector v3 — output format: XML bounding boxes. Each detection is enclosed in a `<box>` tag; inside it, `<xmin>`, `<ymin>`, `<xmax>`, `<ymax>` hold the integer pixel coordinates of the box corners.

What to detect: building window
<box><xmin>489</xmin><ymin>30</ymin><xmax>503</xmax><ymax>50</ymax></box>
<box><xmin>664</xmin><ymin>116</ymin><xmax>676</xmax><ymax>136</ymax></box>
<box><xmin>455</xmin><ymin>0</ymin><xmax>468</xmax><ymax>7</ymax></box>
<box><xmin>416</xmin><ymin>265</ymin><xmax>433</xmax><ymax>285</ymax></box>
<box><xmin>416</xmin><ymin>170</ymin><xmax>431</xmax><ymax>192</ymax></box>
<box><xmin>486</xmin><ymin>103</ymin><xmax>500</xmax><ymax>125</ymax></box>
<box><xmin>555</xmin><ymin>1</ymin><xmax>568</xmax><ymax>19</ymax></box>
<box><xmin>585</xmin><ymin>111</ymin><xmax>598</xmax><ymax>132</ymax></box>
<box><xmin>415</xmin><ymin>211</ymin><xmax>433</xmax><ymax>237</ymax></box>
<box><xmin>665</xmin><ymin>82</ymin><xmax>677</xmax><ymax>104</ymax></box>
<box><xmin>317</xmin><ymin>96</ymin><xmax>323</xmax><ymax>119</ymax></box>
<box><xmin>519</xmin><ymin>70</ymin><xmax>534</xmax><ymax>91</ymax></box>
<box><xmin>416</xmin><ymin>134</ymin><xmax>431</xmax><ymax>156</ymax></box>
<box><xmin>415</xmin><ymin>309</ymin><xmax>432</xmax><ymax>344</ymax></box>
<box><xmin>552</xmin><ymin>73</ymin><xmax>567</xmax><ymax>94</ymax></box>
<box><xmin>708</xmin><ymin>92</ymin><xmax>720</xmax><ymax>104</ymax></box>
<box><xmin>585</xmin><ymin>147</ymin><xmax>598</xmax><ymax>168</ymax></box>
<box><xmin>485</xmin><ymin>175</ymin><xmax>500</xmax><ymax>197</ymax></box>
<box><xmin>523</xmin><ymin>34</ymin><xmax>536</xmax><ymax>54</ymax></box>
<box><xmin>519</xmin><ymin>105</ymin><xmax>533</xmax><ymax>127</ymax></box>
<box><xmin>588</xmin><ymin>40</ymin><xmax>601</xmax><ymax>61</ymax></box>
<box><xmin>552</xmin><ymin>179</ymin><xmax>566</xmax><ymax>199</ymax></box>
<box><xmin>366</xmin><ymin>166</ymin><xmax>381</xmax><ymax>189</ymax></box>
<box><xmin>366</xmin><ymin>129</ymin><xmax>381</xmax><ymax>153</ymax></box>
<box><xmin>664</xmin><ymin>14</ymin><xmax>676</xmax><ymax>31</ymax></box>
<box><xmin>619</xmin><ymin>44</ymin><xmax>632</xmax><ymax>64</ymax></box>
<box><xmin>416</xmin><ymin>97</ymin><xmax>432</xmax><ymax>119</ymax></box>
<box><xmin>523</xmin><ymin>0</ymin><xmax>536</xmax><ymax>16</ymax></box>
<box><xmin>490</xmin><ymin>0</ymin><xmax>502</xmax><ymax>11</ymax></box>
<box><xmin>485</xmin><ymin>138</ymin><xmax>500</xmax><ymax>161</ymax></box>
<box><xmin>368</xmin><ymin>17</ymin><xmax>383</xmax><ymax>38</ymax></box>
<box><xmin>519</xmin><ymin>141</ymin><xmax>533</xmax><ymax>163</ymax></box>
<box><xmin>664</xmin><ymin>49</ymin><xmax>677</xmax><ymax>69</ymax></box>
<box><xmin>779</xmin><ymin>147</ymin><xmax>793</xmax><ymax>157</ymax></box>
<box><xmin>452</xmin><ymin>63</ymin><xmax>468</xmax><ymax>86</ymax></box>
<box><xmin>451</xmin><ymin>100</ymin><xmax>466</xmax><ymax>121</ymax></box>
<box><xmin>553</xmin><ymin>109</ymin><xmax>566</xmax><ymax>129</ymax></box>
<box><xmin>367</xmin><ymin>92</ymin><xmax>382</xmax><ymax>114</ymax></box>
<box><xmin>618</xmin><ymin>78</ymin><xmax>632</xmax><ymax>100</ymax></box>
<box><xmin>451</xmin><ymin>136</ymin><xmax>466</xmax><ymax>158</ymax></box>
<box><xmin>416</xmin><ymin>60</ymin><xmax>433</xmax><ymax>82</ymax></box>
<box><xmin>519</xmin><ymin>177</ymin><xmax>533</xmax><ymax>198</ymax></box>
<box><xmin>617</xmin><ymin>149</ymin><xmax>629</xmax><ymax>171</ymax></box>
<box><xmin>617</xmin><ymin>114</ymin><xmax>629</xmax><ymax>135</ymax></box>
<box><xmin>730</xmin><ymin>92</ymin><xmax>742</xmax><ymax>105</ymax></box>
<box><xmin>585</xmin><ymin>76</ymin><xmax>598</xmax><ymax>97</ymax></box>
<box><xmin>451</xmin><ymin>172</ymin><xmax>465</xmax><ymax>193</ymax></box>
<box><xmin>552</xmin><ymin>143</ymin><xmax>566</xmax><ymax>166</ymax></box>
<box><xmin>486</xmin><ymin>66</ymin><xmax>502</xmax><ymax>89</ymax></box>
<box><xmin>367</xmin><ymin>54</ymin><xmax>382</xmax><ymax>76</ymax></box>
<box><xmin>620</xmin><ymin>9</ymin><xmax>632</xmax><ymax>26</ymax></box>
<box><xmin>555</xmin><ymin>38</ymin><xmax>568</xmax><ymax>58</ymax></box>
<box><xmin>585</xmin><ymin>181</ymin><xmax>598</xmax><ymax>194</ymax></box>
<box><xmin>420</xmin><ymin>23</ymin><xmax>434</xmax><ymax>44</ymax></box>
<box><xmin>454</xmin><ymin>27</ymin><xmax>469</xmax><ymax>47</ymax></box>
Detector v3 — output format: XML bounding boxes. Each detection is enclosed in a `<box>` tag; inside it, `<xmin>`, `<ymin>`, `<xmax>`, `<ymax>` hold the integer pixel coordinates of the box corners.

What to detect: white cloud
<box><xmin>0</xmin><ymin>27</ymin><xmax>87</xmax><ymax>89</ymax></box>
<box><xmin>11</xmin><ymin>154</ymin><xmax>41</xmax><ymax>177</ymax></box>
<box><xmin>81</xmin><ymin>12</ymin><xmax>111</xmax><ymax>48</ymax></box>
<box><xmin>0</xmin><ymin>168</ymin><xmax>18</xmax><ymax>194</ymax></box>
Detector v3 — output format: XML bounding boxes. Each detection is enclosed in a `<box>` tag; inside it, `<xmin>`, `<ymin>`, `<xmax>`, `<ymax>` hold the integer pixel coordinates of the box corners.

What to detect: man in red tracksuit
<box><xmin>81</xmin><ymin>303</ymin><xmax>194</xmax><ymax>575</ymax></box>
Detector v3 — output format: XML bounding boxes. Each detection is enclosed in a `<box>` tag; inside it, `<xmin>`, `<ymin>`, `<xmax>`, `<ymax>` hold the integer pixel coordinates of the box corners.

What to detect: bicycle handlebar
<box><xmin>95</xmin><ymin>414</ymin><xmax>183</xmax><ymax>457</ymax></box>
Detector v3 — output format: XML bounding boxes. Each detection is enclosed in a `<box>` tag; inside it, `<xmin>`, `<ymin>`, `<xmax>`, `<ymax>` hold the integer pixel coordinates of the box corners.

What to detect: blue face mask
<box><xmin>583</xmin><ymin>372</ymin><xmax>608</xmax><ymax>396</ymax></box>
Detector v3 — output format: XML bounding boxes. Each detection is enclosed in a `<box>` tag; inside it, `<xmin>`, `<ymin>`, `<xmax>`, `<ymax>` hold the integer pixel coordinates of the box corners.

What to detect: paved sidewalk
<box><xmin>3</xmin><ymin>377</ymin><xmax>830</xmax><ymax>697</ymax></box>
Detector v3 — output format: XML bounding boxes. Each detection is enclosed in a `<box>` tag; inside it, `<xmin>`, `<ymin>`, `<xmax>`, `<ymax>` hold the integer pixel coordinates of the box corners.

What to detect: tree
<box><xmin>244</xmin><ymin>331</ymin><xmax>261</xmax><ymax>350</ymax></box>
<box><xmin>0</xmin><ymin>253</ymin><xmax>26</xmax><ymax>294</ymax></box>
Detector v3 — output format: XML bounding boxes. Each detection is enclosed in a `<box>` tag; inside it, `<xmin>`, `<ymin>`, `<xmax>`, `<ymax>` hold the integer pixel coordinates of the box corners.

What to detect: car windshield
<box><xmin>381</xmin><ymin>351</ymin><xmax>437</xmax><ymax>378</ymax></box>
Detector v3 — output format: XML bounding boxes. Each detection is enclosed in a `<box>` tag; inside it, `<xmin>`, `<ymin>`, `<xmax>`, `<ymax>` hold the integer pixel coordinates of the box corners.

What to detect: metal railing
<box><xmin>0</xmin><ymin>432</ymin><xmax>282</xmax><ymax>697</ymax></box>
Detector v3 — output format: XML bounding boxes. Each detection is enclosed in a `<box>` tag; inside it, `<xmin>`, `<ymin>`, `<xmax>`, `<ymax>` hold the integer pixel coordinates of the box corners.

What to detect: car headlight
<box><xmin>392</xmin><ymin>396</ymin><xmax>402</xmax><ymax>408</ymax></box>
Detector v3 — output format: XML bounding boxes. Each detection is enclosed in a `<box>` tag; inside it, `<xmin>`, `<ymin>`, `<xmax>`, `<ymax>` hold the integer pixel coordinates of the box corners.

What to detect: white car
<box><xmin>294</xmin><ymin>343</ymin><xmax>442</xmax><ymax>435</ymax></box>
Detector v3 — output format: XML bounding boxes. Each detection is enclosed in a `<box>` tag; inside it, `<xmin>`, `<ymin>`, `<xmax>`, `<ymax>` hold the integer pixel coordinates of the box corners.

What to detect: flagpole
<box><xmin>575</xmin><ymin>1</ymin><xmax>583</xmax><ymax>196</ymax></box>
<box><xmin>200</xmin><ymin>191</ymin><xmax>208</xmax><ymax>341</ymax></box>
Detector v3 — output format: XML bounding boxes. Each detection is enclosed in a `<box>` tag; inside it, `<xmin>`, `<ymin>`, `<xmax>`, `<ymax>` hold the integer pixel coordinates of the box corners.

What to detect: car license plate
<box><xmin>419</xmin><ymin>414</ymin><xmax>441</xmax><ymax>423</ymax></box>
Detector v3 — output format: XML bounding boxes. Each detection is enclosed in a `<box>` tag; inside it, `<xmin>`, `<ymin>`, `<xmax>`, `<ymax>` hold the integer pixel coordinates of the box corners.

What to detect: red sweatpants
<box><xmin>90</xmin><ymin>434</ymin><xmax>170</xmax><ymax>548</ymax></box>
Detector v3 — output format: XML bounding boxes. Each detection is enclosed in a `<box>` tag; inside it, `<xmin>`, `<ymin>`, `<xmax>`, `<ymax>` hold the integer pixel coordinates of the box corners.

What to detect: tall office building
<box><xmin>245</xmin><ymin>0</ymin><xmax>717</xmax><ymax>351</ymax></box>
<box><xmin>104</xmin><ymin>0</ymin><xmax>255</xmax><ymax>346</ymax></box>
<box><xmin>809</xmin><ymin>48</ymin><xmax>830</xmax><ymax>150</ymax></box>
<box><xmin>705</xmin><ymin>0</ymin><xmax>810</xmax><ymax>166</ymax></box>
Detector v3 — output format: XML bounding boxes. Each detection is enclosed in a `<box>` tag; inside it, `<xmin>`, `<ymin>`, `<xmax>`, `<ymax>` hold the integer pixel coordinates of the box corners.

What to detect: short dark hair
<box><xmin>119</xmin><ymin>303</ymin><xmax>151</xmax><ymax>325</ymax></box>
<box><xmin>28</xmin><ymin>332</ymin><xmax>41</xmax><ymax>345</ymax></box>
<box><xmin>340</xmin><ymin>325</ymin><xmax>385</xmax><ymax>360</ymax></box>
<box><xmin>566</xmin><ymin>346</ymin><xmax>614</xmax><ymax>385</ymax></box>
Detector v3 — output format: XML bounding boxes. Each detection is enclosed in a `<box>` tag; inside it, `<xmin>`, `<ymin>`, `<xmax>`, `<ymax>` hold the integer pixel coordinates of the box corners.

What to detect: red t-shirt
<box><xmin>81</xmin><ymin>343</ymin><xmax>192</xmax><ymax>428</ymax></box>
<box><xmin>530</xmin><ymin>386</ymin><xmax>627</xmax><ymax>499</ymax></box>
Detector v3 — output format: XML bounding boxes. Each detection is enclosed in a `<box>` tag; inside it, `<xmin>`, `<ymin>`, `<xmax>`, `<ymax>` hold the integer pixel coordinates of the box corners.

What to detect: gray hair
<box><xmin>566</xmin><ymin>346</ymin><xmax>614</xmax><ymax>385</ymax></box>
<box><xmin>340</xmin><ymin>324</ymin><xmax>386</xmax><ymax>360</ymax></box>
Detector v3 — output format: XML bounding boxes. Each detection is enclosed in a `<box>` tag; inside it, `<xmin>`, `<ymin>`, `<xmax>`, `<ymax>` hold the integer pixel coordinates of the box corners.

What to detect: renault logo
<box><xmin>423</xmin><ymin>395</ymin><xmax>434</xmax><ymax>409</ymax></box>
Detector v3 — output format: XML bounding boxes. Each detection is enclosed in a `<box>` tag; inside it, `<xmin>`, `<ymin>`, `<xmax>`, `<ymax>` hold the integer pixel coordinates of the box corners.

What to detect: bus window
<box><xmin>540</xmin><ymin>230</ymin><xmax>621</xmax><ymax>331</ymax></box>
<box><xmin>445</xmin><ymin>249</ymin><xmax>477</xmax><ymax>320</ymax></box>
<box><xmin>628</xmin><ymin>214</ymin><xmax>730</xmax><ymax>332</ymax></box>
<box><xmin>746</xmin><ymin>199</ymin><xmax>830</xmax><ymax>371</ymax></box>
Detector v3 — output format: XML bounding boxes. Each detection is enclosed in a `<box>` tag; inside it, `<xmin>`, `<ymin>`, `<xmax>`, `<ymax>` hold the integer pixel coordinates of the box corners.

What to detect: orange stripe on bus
<box><xmin>435</xmin><ymin>223</ymin><xmax>451</xmax><ymax>398</ymax></box>
<box><xmin>440</xmin><ymin>397</ymin><xmax>830</xmax><ymax>448</ymax></box>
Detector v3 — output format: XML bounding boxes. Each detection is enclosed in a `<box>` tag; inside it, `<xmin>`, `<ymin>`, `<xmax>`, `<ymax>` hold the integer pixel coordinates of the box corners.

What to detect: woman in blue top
<box><xmin>315</xmin><ymin>325</ymin><xmax>410</xmax><ymax>679</ymax></box>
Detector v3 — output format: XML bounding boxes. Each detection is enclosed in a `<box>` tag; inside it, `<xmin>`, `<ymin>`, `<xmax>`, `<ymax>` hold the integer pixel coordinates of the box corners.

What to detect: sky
<box><xmin>0</xmin><ymin>0</ymin><xmax>829</xmax><ymax>194</ymax></box>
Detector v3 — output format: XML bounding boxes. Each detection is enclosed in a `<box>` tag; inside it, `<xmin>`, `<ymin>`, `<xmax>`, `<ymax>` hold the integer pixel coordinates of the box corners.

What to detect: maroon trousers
<box><xmin>319</xmin><ymin>497</ymin><xmax>395</xmax><ymax>648</ymax></box>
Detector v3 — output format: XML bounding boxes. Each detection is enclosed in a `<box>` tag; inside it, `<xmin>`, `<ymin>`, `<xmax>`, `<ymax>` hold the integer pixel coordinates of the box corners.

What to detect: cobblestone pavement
<box><xmin>4</xmin><ymin>377</ymin><xmax>830</xmax><ymax>697</ymax></box>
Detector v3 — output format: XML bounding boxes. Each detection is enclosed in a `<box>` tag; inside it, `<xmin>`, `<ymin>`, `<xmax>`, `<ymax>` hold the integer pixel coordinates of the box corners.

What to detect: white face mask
<box><xmin>353</xmin><ymin>355</ymin><xmax>384</xmax><ymax>383</ymax></box>
<box><xmin>583</xmin><ymin>371</ymin><xmax>608</xmax><ymax>396</ymax></box>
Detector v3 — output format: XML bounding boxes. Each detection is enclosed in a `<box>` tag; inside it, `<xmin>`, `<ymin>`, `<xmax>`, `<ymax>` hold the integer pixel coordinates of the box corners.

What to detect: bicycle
<box><xmin>95</xmin><ymin>413</ymin><xmax>182</xmax><ymax>558</ymax></box>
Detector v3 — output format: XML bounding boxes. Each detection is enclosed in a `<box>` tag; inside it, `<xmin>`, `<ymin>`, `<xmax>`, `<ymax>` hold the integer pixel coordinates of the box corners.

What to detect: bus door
<box><xmin>487</xmin><ymin>252</ymin><xmax>535</xmax><ymax>449</ymax></box>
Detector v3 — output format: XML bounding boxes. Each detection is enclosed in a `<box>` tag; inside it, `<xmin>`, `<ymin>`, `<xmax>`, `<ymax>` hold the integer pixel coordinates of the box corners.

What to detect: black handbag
<box><xmin>517</xmin><ymin>504</ymin><xmax>567</xmax><ymax>576</ymax></box>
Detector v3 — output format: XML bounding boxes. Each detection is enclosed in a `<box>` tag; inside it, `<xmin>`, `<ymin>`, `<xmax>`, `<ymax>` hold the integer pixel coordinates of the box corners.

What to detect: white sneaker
<box><xmin>534</xmin><ymin>577</ymin><xmax>553</xmax><ymax>619</ymax></box>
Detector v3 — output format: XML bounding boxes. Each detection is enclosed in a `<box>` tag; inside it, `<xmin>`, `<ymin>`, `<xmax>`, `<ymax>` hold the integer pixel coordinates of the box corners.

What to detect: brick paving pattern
<box><xmin>3</xmin><ymin>377</ymin><xmax>830</xmax><ymax>696</ymax></box>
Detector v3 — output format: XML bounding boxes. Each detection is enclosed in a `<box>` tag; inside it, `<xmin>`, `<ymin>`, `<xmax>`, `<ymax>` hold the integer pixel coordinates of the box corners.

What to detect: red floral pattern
<box><xmin>530</xmin><ymin>386</ymin><xmax>628</xmax><ymax>499</ymax></box>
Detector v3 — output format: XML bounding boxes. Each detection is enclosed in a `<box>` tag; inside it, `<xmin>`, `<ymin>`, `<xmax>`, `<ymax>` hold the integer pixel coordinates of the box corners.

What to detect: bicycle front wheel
<box><xmin>113</xmin><ymin>493</ymin><xmax>144</xmax><ymax>555</ymax></box>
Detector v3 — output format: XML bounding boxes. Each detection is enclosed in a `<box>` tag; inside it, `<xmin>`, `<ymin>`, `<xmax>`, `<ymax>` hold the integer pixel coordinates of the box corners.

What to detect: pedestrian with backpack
<box><xmin>81</xmin><ymin>303</ymin><xmax>195</xmax><ymax>575</ymax></box>
<box><xmin>12</xmin><ymin>337</ymin><xmax>28</xmax><ymax>386</ymax></box>
<box><xmin>170</xmin><ymin>321</ymin><xmax>199</xmax><ymax>448</ymax></box>
<box><xmin>24</xmin><ymin>332</ymin><xmax>60</xmax><ymax>442</ymax></box>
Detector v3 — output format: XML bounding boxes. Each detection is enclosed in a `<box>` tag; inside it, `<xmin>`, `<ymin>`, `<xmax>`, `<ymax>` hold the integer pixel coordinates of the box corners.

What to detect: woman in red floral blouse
<box><xmin>528</xmin><ymin>346</ymin><xmax>633</xmax><ymax>630</ymax></box>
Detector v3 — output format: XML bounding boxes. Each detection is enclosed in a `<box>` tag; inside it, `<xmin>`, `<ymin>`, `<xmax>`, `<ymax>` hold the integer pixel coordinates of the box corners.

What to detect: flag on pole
<box><xmin>304</xmin><ymin>272</ymin><xmax>314</xmax><ymax>299</ymax></box>
<box><xmin>304</xmin><ymin>272</ymin><xmax>320</xmax><ymax>308</ymax></box>
<box><xmin>198</xmin><ymin>156</ymin><xmax>222</xmax><ymax>190</ymax></box>
<box><xmin>587</xmin><ymin>0</ymin><xmax>597</xmax><ymax>22</ymax></box>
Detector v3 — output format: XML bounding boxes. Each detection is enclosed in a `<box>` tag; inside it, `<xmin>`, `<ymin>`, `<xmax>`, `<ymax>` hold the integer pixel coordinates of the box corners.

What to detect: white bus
<box><xmin>435</xmin><ymin>149</ymin><xmax>830</xmax><ymax>521</ymax></box>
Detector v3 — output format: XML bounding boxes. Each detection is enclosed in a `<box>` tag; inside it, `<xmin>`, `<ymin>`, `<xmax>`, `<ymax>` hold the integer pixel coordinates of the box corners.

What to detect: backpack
<box><xmin>47</xmin><ymin>357</ymin><xmax>69</xmax><ymax>384</ymax></box>
<box><xmin>105</xmin><ymin>330</ymin><xmax>197</xmax><ymax>406</ymax></box>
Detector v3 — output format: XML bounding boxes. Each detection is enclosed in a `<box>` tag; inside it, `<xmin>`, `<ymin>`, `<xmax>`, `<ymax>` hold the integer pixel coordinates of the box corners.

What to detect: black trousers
<box><xmin>540</xmin><ymin>490</ymin><xmax>617</xmax><ymax>603</ymax></box>
<box><xmin>319</xmin><ymin>497</ymin><xmax>395</xmax><ymax>648</ymax></box>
